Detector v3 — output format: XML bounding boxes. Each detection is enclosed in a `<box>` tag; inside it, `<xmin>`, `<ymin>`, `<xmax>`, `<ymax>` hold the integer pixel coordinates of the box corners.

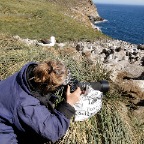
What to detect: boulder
<box><xmin>137</xmin><ymin>44</ymin><xmax>144</xmax><ymax>50</ymax></box>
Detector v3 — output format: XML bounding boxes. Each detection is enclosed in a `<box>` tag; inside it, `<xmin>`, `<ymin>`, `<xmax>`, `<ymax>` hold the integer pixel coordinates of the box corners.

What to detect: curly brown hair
<box><xmin>33</xmin><ymin>60</ymin><xmax>67</xmax><ymax>94</ymax></box>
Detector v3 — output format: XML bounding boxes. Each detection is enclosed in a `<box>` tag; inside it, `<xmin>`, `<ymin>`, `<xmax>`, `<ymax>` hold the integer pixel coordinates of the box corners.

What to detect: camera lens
<box><xmin>89</xmin><ymin>80</ymin><xmax>109</xmax><ymax>93</ymax></box>
<box><xmin>99</xmin><ymin>80</ymin><xmax>109</xmax><ymax>93</ymax></box>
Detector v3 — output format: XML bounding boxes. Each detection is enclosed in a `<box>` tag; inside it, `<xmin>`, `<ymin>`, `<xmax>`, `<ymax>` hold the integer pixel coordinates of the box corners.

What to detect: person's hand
<box><xmin>66</xmin><ymin>85</ymin><xmax>81</xmax><ymax>106</ymax></box>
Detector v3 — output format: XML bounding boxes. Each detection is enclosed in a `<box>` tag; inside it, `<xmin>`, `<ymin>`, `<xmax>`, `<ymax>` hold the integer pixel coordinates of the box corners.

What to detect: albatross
<box><xmin>37</xmin><ymin>36</ymin><xmax>56</xmax><ymax>47</ymax></box>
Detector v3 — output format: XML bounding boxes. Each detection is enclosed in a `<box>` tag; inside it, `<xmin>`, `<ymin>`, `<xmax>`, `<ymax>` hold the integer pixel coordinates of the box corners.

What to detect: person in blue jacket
<box><xmin>0</xmin><ymin>60</ymin><xmax>81</xmax><ymax>144</ymax></box>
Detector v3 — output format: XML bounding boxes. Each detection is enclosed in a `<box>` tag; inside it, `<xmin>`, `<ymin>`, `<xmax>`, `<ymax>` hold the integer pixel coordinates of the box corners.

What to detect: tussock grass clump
<box><xmin>58</xmin><ymin>103</ymin><xmax>136</xmax><ymax>144</ymax></box>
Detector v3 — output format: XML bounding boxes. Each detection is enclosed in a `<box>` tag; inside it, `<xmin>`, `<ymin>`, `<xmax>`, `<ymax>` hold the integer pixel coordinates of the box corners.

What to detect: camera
<box><xmin>67</xmin><ymin>78</ymin><xmax>109</xmax><ymax>93</ymax></box>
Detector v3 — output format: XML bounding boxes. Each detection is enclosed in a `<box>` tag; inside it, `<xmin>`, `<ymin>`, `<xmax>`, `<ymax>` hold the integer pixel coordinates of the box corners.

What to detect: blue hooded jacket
<box><xmin>0</xmin><ymin>62</ymin><xmax>75</xmax><ymax>144</ymax></box>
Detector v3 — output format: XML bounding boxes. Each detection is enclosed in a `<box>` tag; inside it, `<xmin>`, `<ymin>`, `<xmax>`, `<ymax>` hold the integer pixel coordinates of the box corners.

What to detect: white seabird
<box><xmin>37</xmin><ymin>36</ymin><xmax>56</xmax><ymax>47</ymax></box>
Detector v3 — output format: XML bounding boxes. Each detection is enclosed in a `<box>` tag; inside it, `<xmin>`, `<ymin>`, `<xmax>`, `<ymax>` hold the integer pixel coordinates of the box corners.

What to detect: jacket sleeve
<box><xmin>17</xmin><ymin>95</ymin><xmax>73</xmax><ymax>143</ymax></box>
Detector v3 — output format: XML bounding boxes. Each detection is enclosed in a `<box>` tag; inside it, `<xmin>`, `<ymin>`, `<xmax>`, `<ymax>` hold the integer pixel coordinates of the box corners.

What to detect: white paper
<box><xmin>73</xmin><ymin>85</ymin><xmax>103</xmax><ymax>121</ymax></box>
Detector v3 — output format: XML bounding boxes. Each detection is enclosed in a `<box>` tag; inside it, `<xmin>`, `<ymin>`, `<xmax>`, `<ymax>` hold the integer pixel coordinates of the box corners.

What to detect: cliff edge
<box><xmin>47</xmin><ymin>0</ymin><xmax>103</xmax><ymax>27</ymax></box>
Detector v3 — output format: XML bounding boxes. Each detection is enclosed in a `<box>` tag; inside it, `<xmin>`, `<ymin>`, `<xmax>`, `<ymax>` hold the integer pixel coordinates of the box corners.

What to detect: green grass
<box><xmin>0</xmin><ymin>0</ymin><xmax>106</xmax><ymax>42</ymax></box>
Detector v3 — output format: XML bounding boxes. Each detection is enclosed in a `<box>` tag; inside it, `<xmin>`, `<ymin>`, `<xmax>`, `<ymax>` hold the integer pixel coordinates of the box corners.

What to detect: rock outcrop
<box><xmin>74</xmin><ymin>39</ymin><xmax>144</xmax><ymax>106</ymax></box>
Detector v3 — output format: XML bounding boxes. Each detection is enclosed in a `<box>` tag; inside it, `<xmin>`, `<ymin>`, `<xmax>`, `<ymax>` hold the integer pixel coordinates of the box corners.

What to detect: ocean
<box><xmin>94</xmin><ymin>4</ymin><xmax>144</xmax><ymax>44</ymax></box>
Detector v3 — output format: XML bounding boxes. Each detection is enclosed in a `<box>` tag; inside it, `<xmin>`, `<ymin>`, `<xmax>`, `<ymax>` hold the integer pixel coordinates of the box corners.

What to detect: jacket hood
<box><xmin>16</xmin><ymin>62</ymin><xmax>37</xmax><ymax>95</ymax></box>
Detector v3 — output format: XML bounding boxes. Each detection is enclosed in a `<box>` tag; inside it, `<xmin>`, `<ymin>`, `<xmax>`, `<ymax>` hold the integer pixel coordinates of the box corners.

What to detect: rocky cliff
<box><xmin>68</xmin><ymin>0</ymin><xmax>102</xmax><ymax>22</ymax></box>
<box><xmin>47</xmin><ymin>0</ymin><xmax>102</xmax><ymax>27</ymax></box>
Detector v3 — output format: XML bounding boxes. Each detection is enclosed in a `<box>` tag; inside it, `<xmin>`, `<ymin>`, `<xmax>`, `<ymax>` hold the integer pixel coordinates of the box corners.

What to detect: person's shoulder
<box><xmin>19</xmin><ymin>90</ymin><xmax>40</xmax><ymax>107</ymax></box>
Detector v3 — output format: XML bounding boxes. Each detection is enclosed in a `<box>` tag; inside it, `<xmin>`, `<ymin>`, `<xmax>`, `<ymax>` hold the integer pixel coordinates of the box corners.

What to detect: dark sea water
<box><xmin>94</xmin><ymin>4</ymin><xmax>144</xmax><ymax>44</ymax></box>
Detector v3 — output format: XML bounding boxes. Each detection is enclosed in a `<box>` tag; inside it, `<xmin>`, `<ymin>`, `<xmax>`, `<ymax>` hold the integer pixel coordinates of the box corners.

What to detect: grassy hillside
<box><xmin>0</xmin><ymin>0</ymin><xmax>143</xmax><ymax>143</ymax></box>
<box><xmin>0</xmin><ymin>0</ymin><xmax>106</xmax><ymax>42</ymax></box>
